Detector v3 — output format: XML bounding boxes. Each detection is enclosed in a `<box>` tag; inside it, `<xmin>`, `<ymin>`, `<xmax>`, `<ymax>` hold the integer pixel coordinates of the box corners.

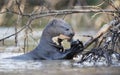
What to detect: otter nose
<box><xmin>69</xmin><ymin>32</ymin><xmax>74</xmax><ymax>37</ymax></box>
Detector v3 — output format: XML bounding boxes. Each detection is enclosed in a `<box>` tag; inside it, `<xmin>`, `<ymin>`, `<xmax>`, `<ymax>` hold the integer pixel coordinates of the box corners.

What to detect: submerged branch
<box><xmin>78</xmin><ymin>17</ymin><xmax>120</xmax><ymax>66</ymax></box>
<box><xmin>84</xmin><ymin>19</ymin><xmax>119</xmax><ymax>49</ymax></box>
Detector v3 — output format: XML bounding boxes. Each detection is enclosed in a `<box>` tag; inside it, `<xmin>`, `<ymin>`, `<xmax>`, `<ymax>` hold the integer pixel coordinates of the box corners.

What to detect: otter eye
<box><xmin>66</xmin><ymin>28</ymin><xmax>69</xmax><ymax>31</ymax></box>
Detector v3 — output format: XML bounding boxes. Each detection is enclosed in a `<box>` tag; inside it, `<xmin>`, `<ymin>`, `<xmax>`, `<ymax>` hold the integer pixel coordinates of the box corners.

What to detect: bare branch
<box><xmin>0</xmin><ymin>26</ymin><xmax>25</xmax><ymax>42</ymax></box>
<box><xmin>15</xmin><ymin>0</ymin><xmax>23</xmax><ymax>15</ymax></box>
<box><xmin>84</xmin><ymin>19</ymin><xmax>119</xmax><ymax>49</ymax></box>
<box><xmin>0</xmin><ymin>18</ymin><xmax>33</xmax><ymax>42</ymax></box>
<box><xmin>0</xmin><ymin>9</ymin><xmax>119</xmax><ymax>17</ymax></box>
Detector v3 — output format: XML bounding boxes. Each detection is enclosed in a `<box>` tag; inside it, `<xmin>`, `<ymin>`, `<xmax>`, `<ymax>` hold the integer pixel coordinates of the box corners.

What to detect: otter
<box><xmin>9</xmin><ymin>19</ymin><xmax>84</xmax><ymax>60</ymax></box>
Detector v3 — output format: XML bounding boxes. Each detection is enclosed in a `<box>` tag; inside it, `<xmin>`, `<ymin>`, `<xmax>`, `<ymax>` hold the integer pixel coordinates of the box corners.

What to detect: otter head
<box><xmin>43</xmin><ymin>19</ymin><xmax>74</xmax><ymax>41</ymax></box>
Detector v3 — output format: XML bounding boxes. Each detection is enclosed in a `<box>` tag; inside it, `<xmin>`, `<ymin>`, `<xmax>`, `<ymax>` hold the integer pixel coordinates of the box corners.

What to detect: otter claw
<box><xmin>71</xmin><ymin>40</ymin><xmax>83</xmax><ymax>47</ymax></box>
<box><xmin>70</xmin><ymin>39</ymin><xmax>84</xmax><ymax>53</ymax></box>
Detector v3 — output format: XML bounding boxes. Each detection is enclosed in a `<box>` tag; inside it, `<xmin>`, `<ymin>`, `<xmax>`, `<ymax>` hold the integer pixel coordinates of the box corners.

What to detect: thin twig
<box><xmin>0</xmin><ymin>18</ymin><xmax>33</xmax><ymax>42</ymax></box>
<box><xmin>0</xmin><ymin>26</ymin><xmax>25</xmax><ymax>42</ymax></box>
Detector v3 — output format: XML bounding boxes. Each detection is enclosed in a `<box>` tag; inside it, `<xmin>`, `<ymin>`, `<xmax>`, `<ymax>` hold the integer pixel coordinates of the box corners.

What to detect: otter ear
<box><xmin>51</xmin><ymin>19</ymin><xmax>58</xmax><ymax>26</ymax></box>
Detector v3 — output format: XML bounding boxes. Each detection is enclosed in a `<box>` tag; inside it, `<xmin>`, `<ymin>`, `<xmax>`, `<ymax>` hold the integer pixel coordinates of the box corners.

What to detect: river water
<box><xmin>0</xmin><ymin>52</ymin><xmax>120</xmax><ymax>75</ymax></box>
<box><xmin>0</xmin><ymin>27</ymin><xmax>120</xmax><ymax>75</ymax></box>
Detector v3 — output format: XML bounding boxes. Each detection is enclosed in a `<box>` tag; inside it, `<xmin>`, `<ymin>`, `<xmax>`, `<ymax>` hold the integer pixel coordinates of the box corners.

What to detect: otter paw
<box><xmin>70</xmin><ymin>40</ymin><xmax>84</xmax><ymax>53</ymax></box>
